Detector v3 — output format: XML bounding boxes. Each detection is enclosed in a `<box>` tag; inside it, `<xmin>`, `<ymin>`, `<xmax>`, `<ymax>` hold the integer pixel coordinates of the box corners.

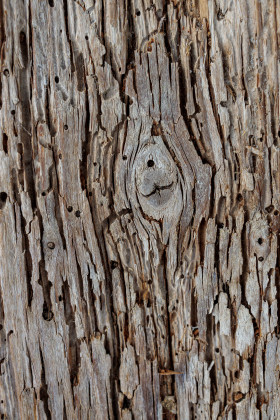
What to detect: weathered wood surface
<box><xmin>0</xmin><ymin>0</ymin><xmax>280</xmax><ymax>419</ymax></box>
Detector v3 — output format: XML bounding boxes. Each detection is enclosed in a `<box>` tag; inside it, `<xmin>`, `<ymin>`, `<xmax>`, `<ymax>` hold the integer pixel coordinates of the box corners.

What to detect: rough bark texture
<box><xmin>0</xmin><ymin>0</ymin><xmax>280</xmax><ymax>419</ymax></box>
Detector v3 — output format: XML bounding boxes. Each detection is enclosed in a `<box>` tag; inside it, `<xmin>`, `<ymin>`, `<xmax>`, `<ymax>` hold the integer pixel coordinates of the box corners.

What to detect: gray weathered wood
<box><xmin>0</xmin><ymin>0</ymin><xmax>280</xmax><ymax>419</ymax></box>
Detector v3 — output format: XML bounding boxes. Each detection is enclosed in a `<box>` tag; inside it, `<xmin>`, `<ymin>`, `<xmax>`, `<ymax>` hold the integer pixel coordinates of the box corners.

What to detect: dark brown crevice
<box><xmin>75</xmin><ymin>52</ymin><xmax>85</xmax><ymax>92</ymax></box>
<box><xmin>62</xmin><ymin>280</ymin><xmax>81</xmax><ymax>388</ymax></box>
<box><xmin>63</xmin><ymin>398</ymin><xmax>67</xmax><ymax>420</ymax></box>
<box><xmin>18</xmin><ymin>30</ymin><xmax>36</xmax><ymax>210</ymax></box>
<box><xmin>20</xmin><ymin>210</ymin><xmax>33</xmax><ymax>307</ymax></box>
<box><xmin>52</xmin><ymin>167</ymin><xmax>67</xmax><ymax>250</ymax></box>
<box><xmin>39</xmin><ymin>261</ymin><xmax>53</xmax><ymax>321</ymax></box>
<box><xmin>86</xmin><ymin>269</ymin><xmax>98</xmax><ymax>334</ymax></box>
<box><xmin>2</xmin><ymin>133</ymin><xmax>8</xmax><ymax>154</ymax></box>
<box><xmin>198</xmin><ymin>217</ymin><xmax>207</xmax><ymax>266</ymax></box>
<box><xmin>39</xmin><ymin>346</ymin><xmax>52</xmax><ymax>420</ymax></box>
<box><xmin>80</xmin><ymin>80</ymin><xmax>91</xmax><ymax>192</ymax></box>
<box><xmin>206</xmin><ymin>314</ymin><xmax>217</xmax><ymax>404</ymax></box>
<box><xmin>0</xmin><ymin>0</ymin><xmax>5</xmax><ymax>109</ymax></box>
<box><xmin>63</xmin><ymin>0</ymin><xmax>75</xmax><ymax>73</ymax></box>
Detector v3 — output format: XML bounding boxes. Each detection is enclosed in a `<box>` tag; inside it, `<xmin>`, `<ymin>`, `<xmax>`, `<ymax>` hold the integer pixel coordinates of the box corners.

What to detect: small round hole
<box><xmin>274</xmin><ymin>210</ymin><xmax>279</xmax><ymax>216</ymax></box>
<box><xmin>258</xmin><ymin>257</ymin><xmax>264</xmax><ymax>262</ymax></box>
<box><xmin>75</xmin><ymin>210</ymin><xmax>81</xmax><ymax>217</ymax></box>
<box><xmin>42</xmin><ymin>191</ymin><xmax>46</xmax><ymax>197</ymax></box>
<box><xmin>3</xmin><ymin>69</ymin><xmax>9</xmax><ymax>77</ymax></box>
<box><xmin>11</xmin><ymin>110</ymin><xmax>15</xmax><ymax>115</ymax></box>
<box><xmin>122</xmin><ymin>155</ymin><xmax>127</xmax><ymax>161</ymax></box>
<box><xmin>55</xmin><ymin>76</ymin><xmax>59</xmax><ymax>83</ymax></box>
<box><xmin>64</xmin><ymin>124</ymin><xmax>68</xmax><ymax>130</ymax></box>
<box><xmin>93</xmin><ymin>162</ymin><xmax>97</xmax><ymax>166</ymax></box>
<box><xmin>215</xmin><ymin>348</ymin><xmax>220</xmax><ymax>353</ymax></box>
<box><xmin>237</xmin><ymin>193</ymin><xmax>243</xmax><ymax>202</ymax></box>
<box><xmin>58</xmin><ymin>295</ymin><xmax>63</xmax><ymax>301</ymax></box>
<box><xmin>59</xmin><ymin>153</ymin><xmax>62</xmax><ymax>159</ymax></box>
<box><xmin>147</xmin><ymin>159</ymin><xmax>154</xmax><ymax>167</ymax></box>
<box><xmin>257</xmin><ymin>238</ymin><xmax>263</xmax><ymax>245</ymax></box>
<box><xmin>136</xmin><ymin>10</ymin><xmax>141</xmax><ymax>16</ymax></box>
<box><xmin>67</xmin><ymin>206</ymin><xmax>73</xmax><ymax>212</ymax></box>
<box><xmin>85</xmin><ymin>35</ymin><xmax>89</xmax><ymax>40</ymax></box>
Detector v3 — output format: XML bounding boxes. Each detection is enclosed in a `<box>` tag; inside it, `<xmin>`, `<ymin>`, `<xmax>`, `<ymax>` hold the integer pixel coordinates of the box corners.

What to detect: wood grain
<box><xmin>0</xmin><ymin>0</ymin><xmax>279</xmax><ymax>419</ymax></box>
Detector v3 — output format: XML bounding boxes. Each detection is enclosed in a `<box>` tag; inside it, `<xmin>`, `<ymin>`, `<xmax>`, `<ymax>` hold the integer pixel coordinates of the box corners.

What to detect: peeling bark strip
<box><xmin>0</xmin><ymin>0</ymin><xmax>280</xmax><ymax>419</ymax></box>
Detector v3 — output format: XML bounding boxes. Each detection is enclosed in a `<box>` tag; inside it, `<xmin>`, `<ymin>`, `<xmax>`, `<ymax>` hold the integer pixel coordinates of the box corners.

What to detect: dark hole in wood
<box><xmin>110</xmin><ymin>260</ymin><xmax>118</xmax><ymax>270</ymax></box>
<box><xmin>122</xmin><ymin>395</ymin><xmax>132</xmax><ymax>409</ymax></box>
<box><xmin>147</xmin><ymin>159</ymin><xmax>154</xmax><ymax>167</ymax></box>
<box><xmin>3</xmin><ymin>69</ymin><xmax>9</xmax><ymax>77</ymax></box>
<box><xmin>11</xmin><ymin>110</ymin><xmax>15</xmax><ymax>115</ymax></box>
<box><xmin>237</xmin><ymin>193</ymin><xmax>243</xmax><ymax>202</ymax></box>
<box><xmin>67</xmin><ymin>206</ymin><xmax>73</xmax><ymax>212</ymax></box>
<box><xmin>55</xmin><ymin>76</ymin><xmax>59</xmax><ymax>83</ymax></box>
<box><xmin>258</xmin><ymin>257</ymin><xmax>264</xmax><ymax>262</ymax></box>
<box><xmin>48</xmin><ymin>0</ymin><xmax>54</xmax><ymax>6</ymax></box>
<box><xmin>257</xmin><ymin>238</ymin><xmax>263</xmax><ymax>245</ymax></box>
<box><xmin>19</xmin><ymin>31</ymin><xmax>28</xmax><ymax>67</ymax></box>
<box><xmin>0</xmin><ymin>192</ymin><xmax>7</xmax><ymax>202</ymax></box>
<box><xmin>274</xmin><ymin>210</ymin><xmax>279</xmax><ymax>216</ymax></box>
<box><xmin>59</xmin><ymin>153</ymin><xmax>62</xmax><ymax>159</ymax></box>
<box><xmin>122</xmin><ymin>155</ymin><xmax>127</xmax><ymax>161</ymax></box>
<box><xmin>58</xmin><ymin>295</ymin><xmax>63</xmax><ymax>301</ymax></box>
<box><xmin>42</xmin><ymin>302</ymin><xmax>53</xmax><ymax>321</ymax></box>
<box><xmin>215</xmin><ymin>348</ymin><xmax>220</xmax><ymax>353</ymax></box>
<box><xmin>75</xmin><ymin>210</ymin><xmax>81</xmax><ymax>217</ymax></box>
<box><xmin>136</xmin><ymin>10</ymin><xmax>141</xmax><ymax>16</ymax></box>
<box><xmin>266</xmin><ymin>205</ymin><xmax>274</xmax><ymax>213</ymax></box>
<box><xmin>42</xmin><ymin>191</ymin><xmax>46</xmax><ymax>196</ymax></box>
<box><xmin>3</xmin><ymin>133</ymin><xmax>8</xmax><ymax>153</ymax></box>
<box><xmin>85</xmin><ymin>35</ymin><xmax>89</xmax><ymax>40</ymax></box>
<box><xmin>47</xmin><ymin>242</ymin><xmax>55</xmax><ymax>249</ymax></box>
<box><xmin>64</xmin><ymin>124</ymin><xmax>68</xmax><ymax>130</ymax></box>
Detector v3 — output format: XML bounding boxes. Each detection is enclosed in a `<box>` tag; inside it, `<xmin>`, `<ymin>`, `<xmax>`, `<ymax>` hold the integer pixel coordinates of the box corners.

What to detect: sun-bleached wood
<box><xmin>0</xmin><ymin>0</ymin><xmax>280</xmax><ymax>419</ymax></box>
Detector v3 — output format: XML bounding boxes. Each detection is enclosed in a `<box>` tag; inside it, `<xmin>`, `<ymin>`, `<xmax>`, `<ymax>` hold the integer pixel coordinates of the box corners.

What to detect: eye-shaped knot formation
<box><xmin>134</xmin><ymin>140</ymin><xmax>178</xmax><ymax>210</ymax></box>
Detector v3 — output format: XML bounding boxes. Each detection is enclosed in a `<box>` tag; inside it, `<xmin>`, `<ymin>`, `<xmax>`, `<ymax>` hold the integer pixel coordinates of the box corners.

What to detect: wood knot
<box><xmin>134</xmin><ymin>138</ymin><xmax>179</xmax><ymax>216</ymax></box>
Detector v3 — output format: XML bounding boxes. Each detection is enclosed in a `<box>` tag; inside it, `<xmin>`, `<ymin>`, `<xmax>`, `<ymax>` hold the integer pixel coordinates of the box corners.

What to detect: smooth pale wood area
<box><xmin>0</xmin><ymin>0</ymin><xmax>279</xmax><ymax>419</ymax></box>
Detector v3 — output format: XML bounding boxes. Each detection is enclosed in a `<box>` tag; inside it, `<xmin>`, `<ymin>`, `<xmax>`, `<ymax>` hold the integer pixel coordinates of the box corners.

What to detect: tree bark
<box><xmin>0</xmin><ymin>0</ymin><xmax>280</xmax><ymax>419</ymax></box>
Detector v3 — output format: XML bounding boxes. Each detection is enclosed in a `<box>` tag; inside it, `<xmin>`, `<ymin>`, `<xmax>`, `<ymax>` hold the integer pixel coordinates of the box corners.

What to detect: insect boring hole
<box><xmin>147</xmin><ymin>159</ymin><xmax>154</xmax><ymax>168</ymax></box>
